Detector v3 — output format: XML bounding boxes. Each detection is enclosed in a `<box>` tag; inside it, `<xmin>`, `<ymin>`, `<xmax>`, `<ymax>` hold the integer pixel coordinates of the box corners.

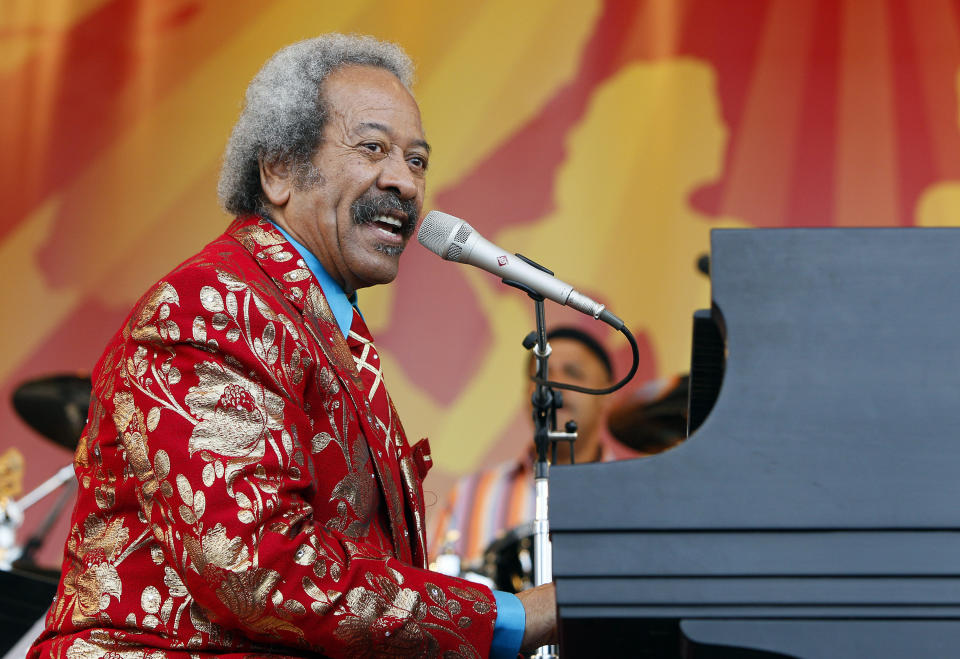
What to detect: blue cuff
<box><xmin>490</xmin><ymin>590</ymin><xmax>525</xmax><ymax>659</ymax></box>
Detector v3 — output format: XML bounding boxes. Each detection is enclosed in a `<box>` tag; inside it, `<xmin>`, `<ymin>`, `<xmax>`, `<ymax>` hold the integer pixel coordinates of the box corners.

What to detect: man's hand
<box><xmin>516</xmin><ymin>582</ymin><xmax>558</xmax><ymax>652</ymax></box>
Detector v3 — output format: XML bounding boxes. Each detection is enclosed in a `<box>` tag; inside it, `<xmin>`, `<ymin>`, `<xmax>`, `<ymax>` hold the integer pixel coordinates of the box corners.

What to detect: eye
<box><xmin>361</xmin><ymin>142</ymin><xmax>385</xmax><ymax>154</ymax></box>
<box><xmin>561</xmin><ymin>363</ymin><xmax>586</xmax><ymax>381</ymax></box>
<box><xmin>407</xmin><ymin>154</ymin><xmax>428</xmax><ymax>172</ymax></box>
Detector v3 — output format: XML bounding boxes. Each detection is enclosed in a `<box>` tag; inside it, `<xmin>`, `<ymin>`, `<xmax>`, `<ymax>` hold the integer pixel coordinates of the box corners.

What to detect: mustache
<box><xmin>351</xmin><ymin>191</ymin><xmax>419</xmax><ymax>239</ymax></box>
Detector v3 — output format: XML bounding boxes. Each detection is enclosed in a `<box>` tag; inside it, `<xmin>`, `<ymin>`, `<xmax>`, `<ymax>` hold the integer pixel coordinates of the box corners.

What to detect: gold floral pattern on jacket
<box><xmin>30</xmin><ymin>217</ymin><xmax>497</xmax><ymax>659</ymax></box>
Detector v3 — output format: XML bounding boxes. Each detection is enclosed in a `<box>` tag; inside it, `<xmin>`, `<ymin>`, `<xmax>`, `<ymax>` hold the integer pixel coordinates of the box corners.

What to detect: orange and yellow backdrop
<box><xmin>3</xmin><ymin>0</ymin><xmax>960</xmax><ymax>566</ymax></box>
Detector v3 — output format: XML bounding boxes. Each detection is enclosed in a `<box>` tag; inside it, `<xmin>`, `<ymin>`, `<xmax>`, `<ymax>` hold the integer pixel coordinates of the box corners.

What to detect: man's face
<box><xmin>528</xmin><ymin>337</ymin><xmax>612</xmax><ymax>463</ymax></box>
<box><xmin>279</xmin><ymin>65</ymin><xmax>429</xmax><ymax>293</ymax></box>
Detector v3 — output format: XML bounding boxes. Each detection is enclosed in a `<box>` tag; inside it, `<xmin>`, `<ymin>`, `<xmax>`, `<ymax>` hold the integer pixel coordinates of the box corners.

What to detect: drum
<box><xmin>480</xmin><ymin>522</ymin><xmax>535</xmax><ymax>594</ymax></box>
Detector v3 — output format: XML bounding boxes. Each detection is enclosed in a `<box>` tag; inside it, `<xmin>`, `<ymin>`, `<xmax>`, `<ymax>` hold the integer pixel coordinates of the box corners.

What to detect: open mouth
<box><xmin>372</xmin><ymin>214</ymin><xmax>406</xmax><ymax>235</ymax></box>
<box><xmin>350</xmin><ymin>190</ymin><xmax>418</xmax><ymax>246</ymax></box>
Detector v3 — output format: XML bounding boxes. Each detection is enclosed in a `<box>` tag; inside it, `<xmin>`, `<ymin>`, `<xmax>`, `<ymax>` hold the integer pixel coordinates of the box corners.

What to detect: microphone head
<box><xmin>417</xmin><ymin>210</ymin><xmax>476</xmax><ymax>262</ymax></box>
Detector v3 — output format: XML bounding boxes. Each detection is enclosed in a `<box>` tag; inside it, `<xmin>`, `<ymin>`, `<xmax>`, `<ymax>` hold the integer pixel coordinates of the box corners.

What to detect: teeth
<box><xmin>375</xmin><ymin>215</ymin><xmax>402</xmax><ymax>228</ymax></box>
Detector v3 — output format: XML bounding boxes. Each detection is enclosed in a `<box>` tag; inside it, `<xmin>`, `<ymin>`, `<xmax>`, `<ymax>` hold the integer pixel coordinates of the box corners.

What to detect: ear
<box><xmin>259</xmin><ymin>157</ymin><xmax>293</xmax><ymax>207</ymax></box>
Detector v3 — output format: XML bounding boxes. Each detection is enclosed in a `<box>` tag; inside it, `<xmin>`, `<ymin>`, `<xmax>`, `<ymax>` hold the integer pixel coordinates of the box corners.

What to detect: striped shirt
<box><xmin>429</xmin><ymin>447</ymin><xmax>617</xmax><ymax>569</ymax></box>
<box><xmin>430</xmin><ymin>459</ymin><xmax>537</xmax><ymax>569</ymax></box>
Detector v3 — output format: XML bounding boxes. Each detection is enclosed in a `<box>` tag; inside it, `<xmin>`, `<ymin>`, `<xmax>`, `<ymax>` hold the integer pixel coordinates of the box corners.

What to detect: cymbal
<box><xmin>11</xmin><ymin>374</ymin><xmax>92</xmax><ymax>451</ymax></box>
<box><xmin>608</xmin><ymin>375</ymin><xmax>689</xmax><ymax>455</ymax></box>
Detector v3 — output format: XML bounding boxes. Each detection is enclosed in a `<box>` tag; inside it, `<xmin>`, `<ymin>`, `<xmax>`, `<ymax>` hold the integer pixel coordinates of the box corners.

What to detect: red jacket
<box><xmin>31</xmin><ymin>216</ymin><xmax>497</xmax><ymax>658</ymax></box>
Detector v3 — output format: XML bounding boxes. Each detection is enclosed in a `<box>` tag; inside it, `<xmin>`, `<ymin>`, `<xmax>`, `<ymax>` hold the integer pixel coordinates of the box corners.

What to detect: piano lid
<box><xmin>551</xmin><ymin>228</ymin><xmax>960</xmax><ymax>532</ymax></box>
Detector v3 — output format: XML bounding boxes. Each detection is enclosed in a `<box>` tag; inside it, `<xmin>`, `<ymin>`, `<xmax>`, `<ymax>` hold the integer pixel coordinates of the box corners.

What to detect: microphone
<box><xmin>417</xmin><ymin>210</ymin><xmax>623</xmax><ymax>329</ymax></box>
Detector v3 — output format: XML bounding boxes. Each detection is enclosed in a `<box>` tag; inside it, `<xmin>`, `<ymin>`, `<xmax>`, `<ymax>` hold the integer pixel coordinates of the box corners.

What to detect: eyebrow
<box><xmin>357</xmin><ymin>121</ymin><xmax>431</xmax><ymax>153</ymax></box>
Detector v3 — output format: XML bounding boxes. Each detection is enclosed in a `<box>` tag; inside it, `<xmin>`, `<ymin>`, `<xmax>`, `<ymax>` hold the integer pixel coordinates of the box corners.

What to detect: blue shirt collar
<box><xmin>269</xmin><ymin>221</ymin><xmax>357</xmax><ymax>338</ymax></box>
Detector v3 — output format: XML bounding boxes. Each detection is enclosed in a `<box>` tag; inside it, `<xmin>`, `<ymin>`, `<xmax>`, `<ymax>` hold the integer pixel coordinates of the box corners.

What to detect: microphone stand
<box><xmin>506</xmin><ymin>256</ymin><xmax>577</xmax><ymax>659</ymax></box>
<box><xmin>529</xmin><ymin>298</ymin><xmax>563</xmax><ymax>659</ymax></box>
<box><xmin>500</xmin><ymin>252</ymin><xmax>637</xmax><ymax>657</ymax></box>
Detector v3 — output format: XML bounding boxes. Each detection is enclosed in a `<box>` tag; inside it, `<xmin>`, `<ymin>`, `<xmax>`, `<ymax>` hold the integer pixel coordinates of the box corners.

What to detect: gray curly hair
<box><xmin>217</xmin><ymin>33</ymin><xmax>415</xmax><ymax>217</ymax></box>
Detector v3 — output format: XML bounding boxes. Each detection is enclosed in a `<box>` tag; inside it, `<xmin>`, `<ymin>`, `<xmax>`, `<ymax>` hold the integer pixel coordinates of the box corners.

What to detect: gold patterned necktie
<box><xmin>346</xmin><ymin>307</ymin><xmax>391</xmax><ymax>428</ymax></box>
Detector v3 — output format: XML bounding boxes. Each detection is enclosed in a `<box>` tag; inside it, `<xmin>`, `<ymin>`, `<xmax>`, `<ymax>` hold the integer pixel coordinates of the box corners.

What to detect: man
<box><xmin>430</xmin><ymin>327</ymin><xmax>614</xmax><ymax>573</ymax></box>
<box><xmin>30</xmin><ymin>34</ymin><xmax>553</xmax><ymax>658</ymax></box>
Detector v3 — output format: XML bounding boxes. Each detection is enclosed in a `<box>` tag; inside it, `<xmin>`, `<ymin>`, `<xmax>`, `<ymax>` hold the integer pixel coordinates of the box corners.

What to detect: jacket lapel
<box><xmin>226</xmin><ymin>216</ymin><xmax>414</xmax><ymax>563</ymax></box>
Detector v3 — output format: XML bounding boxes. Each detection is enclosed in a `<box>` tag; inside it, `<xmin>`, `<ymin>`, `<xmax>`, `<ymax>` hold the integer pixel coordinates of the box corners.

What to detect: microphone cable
<box><xmin>528</xmin><ymin>322</ymin><xmax>640</xmax><ymax>397</ymax></box>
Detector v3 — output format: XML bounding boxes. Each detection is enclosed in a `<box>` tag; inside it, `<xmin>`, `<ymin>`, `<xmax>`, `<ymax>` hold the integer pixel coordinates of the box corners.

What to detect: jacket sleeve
<box><xmin>113</xmin><ymin>268</ymin><xmax>498</xmax><ymax>658</ymax></box>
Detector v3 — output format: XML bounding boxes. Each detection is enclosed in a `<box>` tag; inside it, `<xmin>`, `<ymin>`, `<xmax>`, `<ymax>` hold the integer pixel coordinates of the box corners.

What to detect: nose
<box><xmin>377</xmin><ymin>149</ymin><xmax>419</xmax><ymax>201</ymax></box>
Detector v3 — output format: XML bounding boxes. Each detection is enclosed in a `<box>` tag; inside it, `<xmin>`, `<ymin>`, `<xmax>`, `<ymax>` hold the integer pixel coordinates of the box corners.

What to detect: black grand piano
<box><xmin>551</xmin><ymin>229</ymin><xmax>960</xmax><ymax>658</ymax></box>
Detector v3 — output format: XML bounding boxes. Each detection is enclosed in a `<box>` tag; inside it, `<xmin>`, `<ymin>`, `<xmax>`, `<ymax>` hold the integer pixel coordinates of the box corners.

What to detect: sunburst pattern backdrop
<box><xmin>4</xmin><ymin>0</ymin><xmax>960</xmax><ymax>566</ymax></box>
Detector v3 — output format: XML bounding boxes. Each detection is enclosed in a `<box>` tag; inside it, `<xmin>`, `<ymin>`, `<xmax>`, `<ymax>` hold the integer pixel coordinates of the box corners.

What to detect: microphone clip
<box><xmin>501</xmin><ymin>253</ymin><xmax>554</xmax><ymax>302</ymax></box>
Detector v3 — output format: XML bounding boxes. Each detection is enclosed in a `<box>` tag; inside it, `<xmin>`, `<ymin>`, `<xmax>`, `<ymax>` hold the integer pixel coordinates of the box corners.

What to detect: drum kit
<box><xmin>0</xmin><ymin>374</ymin><xmax>91</xmax><ymax>656</ymax></box>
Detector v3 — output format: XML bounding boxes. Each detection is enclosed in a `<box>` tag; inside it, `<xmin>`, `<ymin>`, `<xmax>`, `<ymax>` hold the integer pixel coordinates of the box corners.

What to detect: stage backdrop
<box><xmin>3</xmin><ymin>0</ymin><xmax>960</xmax><ymax>567</ymax></box>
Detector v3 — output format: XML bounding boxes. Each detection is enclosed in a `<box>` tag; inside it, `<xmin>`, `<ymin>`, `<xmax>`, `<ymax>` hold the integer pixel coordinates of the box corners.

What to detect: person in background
<box><xmin>430</xmin><ymin>326</ymin><xmax>614</xmax><ymax>573</ymax></box>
